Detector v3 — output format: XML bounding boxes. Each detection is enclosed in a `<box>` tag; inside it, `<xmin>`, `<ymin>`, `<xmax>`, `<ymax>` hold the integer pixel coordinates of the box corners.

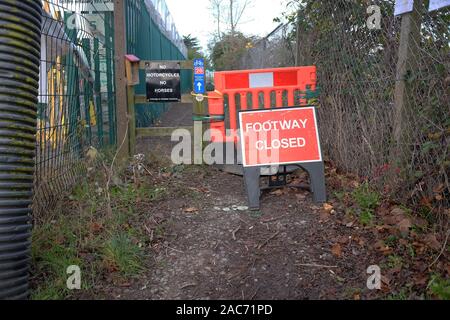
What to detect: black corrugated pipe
<box><xmin>0</xmin><ymin>0</ymin><xmax>42</xmax><ymax>300</ymax></box>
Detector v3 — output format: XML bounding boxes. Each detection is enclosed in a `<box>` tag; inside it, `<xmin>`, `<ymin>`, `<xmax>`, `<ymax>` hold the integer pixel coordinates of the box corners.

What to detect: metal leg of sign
<box><xmin>301</xmin><ymin>162</ymin><xmax>327</xmax><ymax>203</ymax></box>
<box><xmin>243</xmin><ymin>167</ymin><xmax>261</xmax><ymax>210</ymax></box>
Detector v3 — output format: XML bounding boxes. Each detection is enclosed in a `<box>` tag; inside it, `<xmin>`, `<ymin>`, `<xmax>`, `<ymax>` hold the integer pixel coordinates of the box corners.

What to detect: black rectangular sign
<box><xmin>145</xmin><ymin>61</ymin><xmax>181</xmax><ymax>102</ymax></box>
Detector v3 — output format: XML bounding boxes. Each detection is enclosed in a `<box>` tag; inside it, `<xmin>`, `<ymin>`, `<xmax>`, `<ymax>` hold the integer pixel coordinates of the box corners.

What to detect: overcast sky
<box><xmin>165</xmin><ymin>0</ymin><xmax>285</xmax><ymax>53</ymax></box>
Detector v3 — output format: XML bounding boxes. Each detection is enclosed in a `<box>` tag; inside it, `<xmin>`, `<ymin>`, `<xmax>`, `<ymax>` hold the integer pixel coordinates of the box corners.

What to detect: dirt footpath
<box><xmin>99</xmin><ymin>103</ymin><xmax>383</xmax><ymax>300</ymax></box>
<box><xmin>111</xmin><ymin>166</ymin><xmax>380</xmax><ymax>300</ymax></box>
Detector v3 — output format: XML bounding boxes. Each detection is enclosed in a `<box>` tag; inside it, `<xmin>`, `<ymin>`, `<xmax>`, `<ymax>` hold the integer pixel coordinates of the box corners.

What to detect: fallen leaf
<box><xmin>412</xmin><ymin>216</ymin><xmax>428</xmax><ymax>229</ymax></box>
<box><xmin>323</xmin><ymin>203</ymin><xmax>334</xmax><ymax>212</ymax></box>
<box><xmin>433</xmin><ymin>184</ymin><xmax>445</xmax><ymax>194</ymax></box>
<box><xmin>424</xmin><ymin>234</ymin><xmax>441</xmax><ymax>251</ymax></box>
<box><xmin>319</xmin><ymin>211</ymin><xmax>330</xmax><ymax>222</ymax></box>
<box><xmin>270</xmin><ymin>189</ymin><xmax>284</xmax><ymax>196</ymax></box>
<box><xmin>381</xmin><ymin>275</ymin><xmax>391</xmax><ymax>292</ymax></box>
<box><xmin>89</xmin><ymin>222</ymin><xmax>104</xmax><ymax>234</ymax></box>
<box><xmin>412</xmin><ymin>242</ymin><xmax>426</xmax><ymax>255</ymax></box>
<box><xmin>337</xmin><ymin>236</ymin><xmax>350</xmax><ymax>245</ymax></box>
<box><xmin>420</xmin><ymin>197</ymin><xmax>433</xmax><ymax>209</ymax></box>
<box><xmin>295</xmin><ymin>193</ymin><xmax>306</xmax><ymax>201</ymax></box>
<box><xmin>374</xmin><ymin>240</ymin><xmax>393</xmax><ymax>255</ymax></box>
<box><xmin>398</xmin><ymin>218</ymin><xmax>412</xmax><ymax>236</ymax></box>
<box><xmin>413</xmin><ymin>274</ymin><xmax>428</xmax><ymax>286</ymax></box>
<box><xmin>331</xmin><ymin>244</ymin><xmax>342</xmax><ymax>258</ymax></box>
<box><xmin>391</xmin><ymin>207</ymin><xmax>407</xmax><ymax>217</ymax></box>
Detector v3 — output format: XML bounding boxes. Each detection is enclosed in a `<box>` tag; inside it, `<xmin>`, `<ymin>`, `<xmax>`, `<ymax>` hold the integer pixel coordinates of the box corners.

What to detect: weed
<box><xmin>353</xmin><ymin>182</ymin><xmax>380</xmax><ymax>210</ymax></box>
<box><xmin>352</xmin><ymin>182</ymin><xmax>380</xmax><ymax>226</ymax></box>
<box><xmin>386</xmin><ymin>255</ymin><xmax>403</xmax><ymax>269</ymax></box>
<box><xmin>406</xmin><ymin>243</ymin><xmax>416</xmax><ymax>258</ymax></box>
<box><xmin>31</xmin><ymin>218</ymin><xmax>84</xmax><ymax>300</ymax></box>
<box><xmin>103</xmin><ymin>233</ymin><xmax>144</xmax><ymax>276</ymax></box>
<box><xmin>359</xmin><ymin>210</ymin><xmax>374</xmax><ymax>226</ymax></box>
<box><xmin>387</xmin><ymin>287</ymin><xmax>409</xmax><ymax>300</ymax></box>
<box><xmin>344</xmin><ymin>287</ymin><xmax>362</xmax><ymax>299</ymax></box>
<box><xmin>385</xmin><ymin>235</ymin><xmax>398</xmax><ymax>247</ymax></box>
<box><xmin>428</xmin><ymin>275</ymin><xmax>450</xmax><ymax>300</ymax></box>
<box><xmin>334</xmin><ymin>191</ymin><xmax>346</xmax><ymax>201</ymax></box>
<box><xmin>110</xmin><ymin>185</ymin><xmax>167</xmax><ymax>206</ymax></box>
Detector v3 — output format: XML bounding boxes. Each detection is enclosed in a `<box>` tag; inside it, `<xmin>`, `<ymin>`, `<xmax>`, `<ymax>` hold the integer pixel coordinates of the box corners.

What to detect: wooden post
<box><xmin>127</xmin><ymin>85</ymin><xmax>136</xmax><ymax>155</ymax></box>
<box><xmin>114</xmin><ymin>0</ymin><xmax>130</xmax><ymax>161</ymax></box>
<box><xmin>193</xmin><ymin>98</ymin><xmax>204</xmax><ymax>165</ymax></box>
<box><xmin>295</xmin><ymin>10</ymin><xmax>301</xmax><ymax>66</ymax></box>
<box><xmin>392</xmin><ymin>1</ymin><xmax>422</xmax><ymax>153</ymax></box>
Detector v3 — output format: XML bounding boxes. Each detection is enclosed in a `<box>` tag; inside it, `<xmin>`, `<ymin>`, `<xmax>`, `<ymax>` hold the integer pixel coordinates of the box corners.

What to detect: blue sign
<box><xmin>193</xmin><ymin>58</ymin><xmax>206</xmax><ymax>94</ymax></box>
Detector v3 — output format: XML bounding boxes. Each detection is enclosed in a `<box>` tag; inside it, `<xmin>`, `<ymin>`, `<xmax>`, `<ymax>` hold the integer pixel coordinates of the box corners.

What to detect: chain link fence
<box><xmin>240</xmin><ymin>1</ymin><xmax>449</xmax><ymax>221</ymax></box>
<box><xmin>240</xmin><ymin>23</ymin><xmax>296</xmax><ymax>69</ymax></box>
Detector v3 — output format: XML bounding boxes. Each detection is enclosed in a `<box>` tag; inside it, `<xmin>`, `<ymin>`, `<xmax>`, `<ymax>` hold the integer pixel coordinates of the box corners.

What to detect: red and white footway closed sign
<box><xmin>239</xmin><ymin>106</ymin><xmax>323</xmax><ymax>167</ymax></box>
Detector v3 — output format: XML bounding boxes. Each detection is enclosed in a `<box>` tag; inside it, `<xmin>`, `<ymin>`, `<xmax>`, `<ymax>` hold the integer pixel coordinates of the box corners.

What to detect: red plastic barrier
<box><xmin>207</xmin><ymin>66</ymin><xmax>317</xmax><ymax>143</ymax></box>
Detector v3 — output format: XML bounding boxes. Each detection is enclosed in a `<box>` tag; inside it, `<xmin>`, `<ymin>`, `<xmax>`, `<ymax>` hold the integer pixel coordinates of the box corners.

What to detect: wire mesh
<box><xmin>34</xmin><ymin>0</ymin><xmax>189</xmax><ymax>215</ymax></box>
<box><xmin>35</xmin><ymin>1</ymin><xmax>117</xmax><ymax>216</ymax></box>
<box><xmin>240</xmin><ymin>1</ymin><xmax>449</xmax><ymax>215</ymax></box>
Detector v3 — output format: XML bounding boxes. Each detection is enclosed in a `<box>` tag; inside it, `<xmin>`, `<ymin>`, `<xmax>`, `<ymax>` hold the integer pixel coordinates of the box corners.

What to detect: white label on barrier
<box><xmin>394</xmin><ymin>0</ymin><xmax>414</xmax><ymax>16</ymax></box>
<box><xmin>249</xmin><ymin>73</ymin><xmax>274</xmax><ymax>89</ymax></box>
<box><xmin>429</xmin><ymin>0</ymin><xmax>450</xmax><ymax>11</ymax></box>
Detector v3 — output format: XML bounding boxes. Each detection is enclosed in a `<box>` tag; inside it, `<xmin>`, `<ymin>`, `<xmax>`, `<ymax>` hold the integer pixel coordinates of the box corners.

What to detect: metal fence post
<box><xmin>105</xmin><ymin>12</ymin><xmax>117</xmax><ymax>146</ymax></box>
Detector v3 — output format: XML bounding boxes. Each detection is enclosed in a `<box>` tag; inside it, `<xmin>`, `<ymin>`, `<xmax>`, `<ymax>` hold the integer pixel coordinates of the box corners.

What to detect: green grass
<box><xmin>103</xmin><ymin>233</ymin><xmax>144</xmax><ymax>276</ymax></box>
<box><xmin>352</xmin><ymin>182</ymin><xmax>380</xmax><ymax>226</ymax></box>
<box><xmin>387</xmin><ymin>287</ymin><xmax>410</xmax><ymax>300</ymax></box>
<box><xmin>31</xmin><ymin>168</ymin><xmax>165</xmax><ymax>299</ymax></box>
<box><xmin>385</xmin><ymin>235</ymin><xmax>398</xmax><ymax>247</ymax></box>
<box><xmin>428</xmin><ymin>275</ymin><xmax>450</xmax><ymax>300</ymax></box>
<box><xmin>31</xmin><ymin>218</ymin><xmax>85</xmax><ymax>300</ymax></box>
<box><xmin>110</xmin><ymin>185</ymin><xmax>168</xmax><ymax>206</ymax></box>
<box><xmin>359</xmin><ymin>210</ymin><xmax>374</xmax><ymax>226</ymax></box>
<box><xmin>386</xmin><ymin>255</ymin><xmax>403</xmax><ymax>269</ymax></box>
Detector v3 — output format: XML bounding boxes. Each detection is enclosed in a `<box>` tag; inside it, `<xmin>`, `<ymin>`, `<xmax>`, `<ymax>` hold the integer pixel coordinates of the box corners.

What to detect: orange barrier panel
<box><xmin>207</xmin><ymin>66</ymin><xmax>317</xmax><ymax>143</ymax></box>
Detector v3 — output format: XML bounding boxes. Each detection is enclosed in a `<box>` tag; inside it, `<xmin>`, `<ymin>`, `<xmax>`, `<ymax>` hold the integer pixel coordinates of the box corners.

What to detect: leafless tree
<box><xmin>209</xmin><ymin>0</ymin><xmax>225</xmax><ymax>39</ymax></box>
<box><xmin>209</xmin><ymin>0</ymin><xmax>253</xmax><ymax>37</ymax></box>
<box><xmin>228</xmin><ymin>0</ymin><xmax>253</xmax><ymax>35</ymax></box>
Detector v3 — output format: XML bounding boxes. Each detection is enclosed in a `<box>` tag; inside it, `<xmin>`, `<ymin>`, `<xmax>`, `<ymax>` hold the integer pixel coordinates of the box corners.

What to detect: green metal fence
<box><xmin>35</xmin><ymin>0</ymin><xmax>188</xmax><ymax>216</ymax></box>
<box><xmin>125</xmin><ymin>0</ymin><xmax>190</xmax><ymax>128</ymax></box>
<box><xmin>35</xmin><ymin>2</ymin><xmax>117</xmax><ymax>216</ymax></box>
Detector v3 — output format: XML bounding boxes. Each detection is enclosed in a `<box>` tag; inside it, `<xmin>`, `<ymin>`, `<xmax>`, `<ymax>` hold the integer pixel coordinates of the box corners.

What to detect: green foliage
<box><xmin>352</xmin><ymin>182</ymin><xmax>380</xmax><ymax>225</ymax></box>
<box><xmin>353</xmin><ymin>182</ymin><xmax>380</xmax><ymax>211</ymax></box>
<box><xmin>386</xmin><ymin>255</ymin><xmax>403</xmax><ymax>269</ymax></box>
<box><xmin>110</xmin><ymin>185</ymin><xmax>167</xmax><ymax>206</ymax></box>
<box><xmin>31</xmin><ymin>216</ymin><xmax>85</xmax><ymax>300</ymax></box>
<box><xmin>387</xmin><ymin>287</ymin><xmax>410</xmax><ymax>300</ymax></box>
<box><xmin>31</xmin><ymin>158</ymin><xmax>167</xmax><ymax>299</ymax></box>
<box><xmin>183</xmin><ymin>34</ymin><xmax>203</xmax><ymax>60</ymax></box>
<box><xmin>428</xmin><ymin>275</ymin><xmax>450</xmax><ymax>300</ymax></box>
<box><xmin>359</xmin><ymin>210</ymin><xmax>374</xmax><ymax>226</ymax></box>
<box><xmin>103</xmin><ymin>233</ymin><xmax>144</xmax><ymax>276</ymax></box>
<box><xmin>209</xmin><ymin>32</ymin><xmax>254</xmax><ymax>71</ymax></box>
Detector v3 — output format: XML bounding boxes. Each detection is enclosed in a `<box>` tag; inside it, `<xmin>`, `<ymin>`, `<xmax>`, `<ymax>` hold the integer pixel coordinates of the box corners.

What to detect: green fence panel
<box><xmin>125</xmin><ymin>0</ymin><xmax>190</xmax><ymax>128</ymax></box>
